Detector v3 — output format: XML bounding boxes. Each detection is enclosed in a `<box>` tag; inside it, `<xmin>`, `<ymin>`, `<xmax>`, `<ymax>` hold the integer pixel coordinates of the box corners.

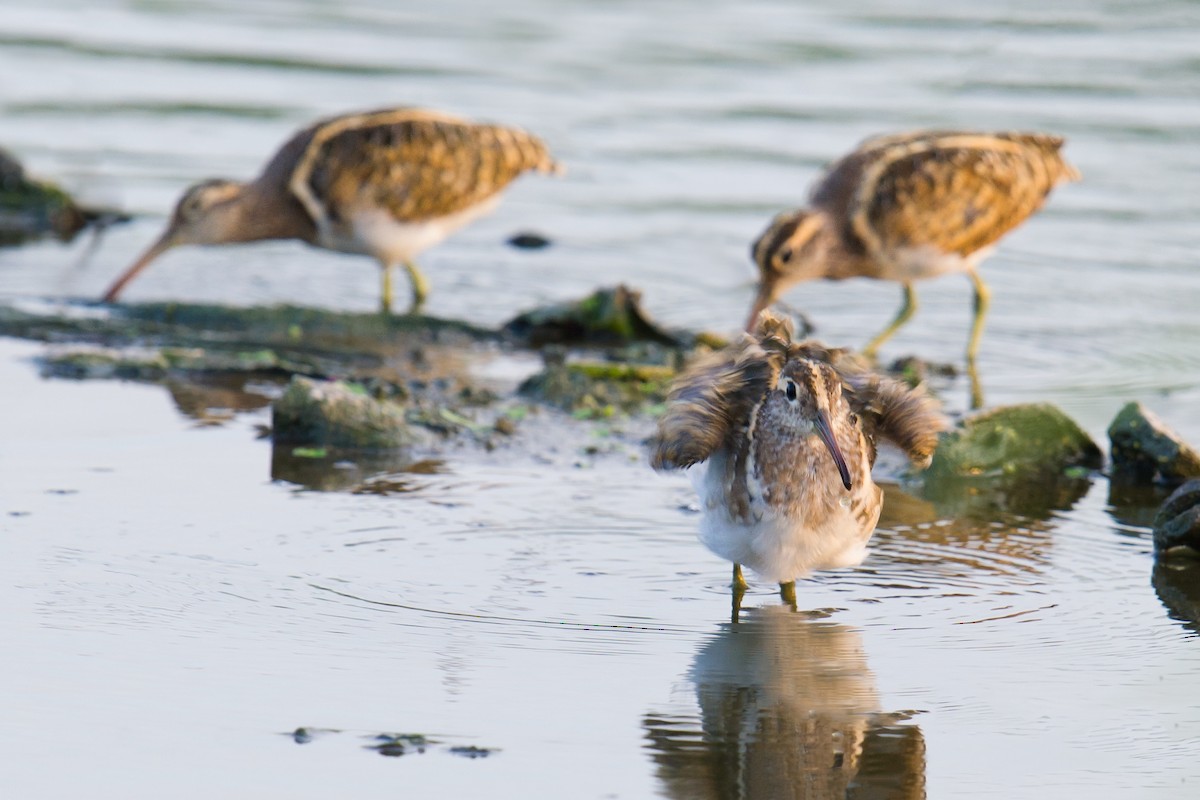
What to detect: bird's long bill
<box><xmin>815</xmin><ymin>409</ymin><xmax>853</xmax><ymax>491</ymax></box>
<box><xmin>744</xmin><ymin>281</ymin><xmax>777</xmax><ymax>332</ymax></box>
<box><xmin>101</xmin><ymin>232</ymin><xmax>174</xmax><ymax>303</ymax></box>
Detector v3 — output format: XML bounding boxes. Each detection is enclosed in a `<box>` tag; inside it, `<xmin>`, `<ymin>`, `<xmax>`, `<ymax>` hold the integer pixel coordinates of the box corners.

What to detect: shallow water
<box><xmin>2</xmin><ymin>2</ymin><xmax>1200</xmax><ymax>798</ymax></box>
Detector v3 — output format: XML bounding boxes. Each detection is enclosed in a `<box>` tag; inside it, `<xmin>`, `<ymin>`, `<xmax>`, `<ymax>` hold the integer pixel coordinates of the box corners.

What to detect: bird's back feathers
<box><xmin>651</xmin><ymin>311</ymin><xmax>945</xmax><ymax>471</ymax></box>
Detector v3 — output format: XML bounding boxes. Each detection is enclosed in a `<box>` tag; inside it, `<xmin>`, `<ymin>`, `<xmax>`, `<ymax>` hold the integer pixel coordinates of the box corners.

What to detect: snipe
<box><xmin>748</xmin><ymin>131</ymin><xmax>1079</xmax><ymax>364</ymax></box>
<box><xmin>651</xmin><ymin>311</ymin><xmax>945</xmax><ymax>617</ymax></box>
<box><xmin>101</xmin><ymin>107</ymin><xmax>562</xmax><ymax>313</ymax></box>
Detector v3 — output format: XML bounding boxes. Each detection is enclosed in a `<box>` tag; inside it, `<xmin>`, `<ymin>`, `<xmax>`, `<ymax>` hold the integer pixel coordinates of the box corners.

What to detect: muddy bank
<box><xmin>6</xmin><ymin>291</ymin><xmax>1190</xmax><ymax>532</ymax></box>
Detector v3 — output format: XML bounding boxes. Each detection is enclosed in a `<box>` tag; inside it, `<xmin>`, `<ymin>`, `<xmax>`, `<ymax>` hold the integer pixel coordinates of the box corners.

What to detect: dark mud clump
<box><xmin>0</xmin><ymin>147</ymin><xmax>128</xmax><ymax>245</ymax></box>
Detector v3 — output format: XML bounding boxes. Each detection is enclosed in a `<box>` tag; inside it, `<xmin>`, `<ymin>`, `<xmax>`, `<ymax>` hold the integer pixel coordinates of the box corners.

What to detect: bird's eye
<box><xmin>785</xmin><ymin>380</ymin><xmax>797</xmax><ymax>402</ymax></box>
<box><xmin>777</xmin><ymin>247</ymin><xmax>794</xmax><ymax>265</ymax></box>
<box><xmin>849</xmin><ymin>412</ymin><xmax>859</xmax><ymax>426</ymax></box>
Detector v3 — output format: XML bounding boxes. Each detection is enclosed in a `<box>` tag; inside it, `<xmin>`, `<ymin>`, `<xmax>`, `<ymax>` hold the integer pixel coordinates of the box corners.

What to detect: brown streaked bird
<box><xmin>101</xmin><ymin>107</ymin><xmax>562</xmax><ymax>312</ymax></box>
<box><xmin>651</xmin><ymin>310</ymin><xmax>944</xmax><ymax>615</ymax></box>
<box><xmin>748</xmin><ymin>130</ymin><xmax>1080</xmax><ymax>361</ymax></box>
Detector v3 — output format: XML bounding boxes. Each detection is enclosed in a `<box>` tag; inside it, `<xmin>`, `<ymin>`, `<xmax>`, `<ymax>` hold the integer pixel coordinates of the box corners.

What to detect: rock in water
<box><xmin>0</xmin><ymin>147</ymin><xmax>127</xmax><ymax>244</ymax></box>
<box><xmin>925</xmin><ymin>403</ymin><xmax>1102</xmax><ymax>481</ymax></box>
<box><xmin>272</xmin><ymin>376</ymin><xmax>412</xmax><ymax>449</ymax></box>
<box><xmin>1152</xmin><ymin>479</ymin><xmax>1200</xmax><ymax>556</ymax></box>
<box><xmin>1108</xmin><ymin>402</ymin><xmax>1200</xmax><ymax>485</ymax></box>
<box><xmin>502</xmin><ymin>285</ymin><xmax>684</xmax><ymax>347</ymax></box>
<box><xmin>919</xmin><ymin>403</ymin><xmax>1102</xmax><ymax>517</ymax></box>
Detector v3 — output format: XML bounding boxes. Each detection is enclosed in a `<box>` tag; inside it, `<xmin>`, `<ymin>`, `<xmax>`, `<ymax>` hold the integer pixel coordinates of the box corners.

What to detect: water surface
<box><xmin>2</xmin><ymin>2</ymin><xmax>1200</xmax><ymax>798</ymax></box>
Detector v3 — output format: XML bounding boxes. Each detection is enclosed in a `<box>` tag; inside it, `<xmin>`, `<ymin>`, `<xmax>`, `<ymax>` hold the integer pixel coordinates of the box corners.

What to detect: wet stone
<box><xmin>502</xmin><ymin>284</ymin><xmax>685</xmax><ymax>348</ymax></box>
<box><xmin>925</xmin><ymin>403</ymin><xmax>1103</xmax><ymax>482</ymax></box>
<box><xmin>1108</xmin><ymin>401</ymin><xmax>1200</xmax><ymax>486</ymax></box>
<box><xmin>271</xmin><ymin>376</ymin><xmax>413</xmax><ymax>450</ymax></box>
<box><xmin>1152</xmin><ymin>478</ymin><xmax>1200</xmax><ymax>556</ymax></box>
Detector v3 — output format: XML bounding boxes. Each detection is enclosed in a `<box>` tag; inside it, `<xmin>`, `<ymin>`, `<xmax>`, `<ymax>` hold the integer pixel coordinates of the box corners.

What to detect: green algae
<box><xmin>925</xmin><ymin>403</ymin><xmax>1102</xmax><ymax>482</ymax></box>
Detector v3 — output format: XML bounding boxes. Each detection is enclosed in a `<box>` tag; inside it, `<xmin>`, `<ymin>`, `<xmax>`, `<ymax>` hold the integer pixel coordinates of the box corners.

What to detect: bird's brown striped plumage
<box><xmin>747</xmin><ymin>130</ymin><xmax>1079</xmax><ymax>365</ymax></box>
<box><xmin>101</xmin><ymin>107</ymin><xmax>561</xmax><ymax>312</ymax></box>
<box><xmin>651</xmin><ymin>310</ymin><xmax>945</xmax><ymax>602</ymax></box>
<box><xmin>651</xmin><ymin>312</ymin><xmax>943</xmax><ymax>475</ymax></box>
<box><xmin>289</xmin><ymin>108</ymin><xmax>561</xmax><ymax>228</ymax></box>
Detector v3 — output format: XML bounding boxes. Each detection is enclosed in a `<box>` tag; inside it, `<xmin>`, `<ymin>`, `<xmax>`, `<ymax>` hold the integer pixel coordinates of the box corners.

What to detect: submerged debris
<box><xmin>1152</xmin><ymin>479</ymin><xmax>1200</xmax><ymax>557</ymax></box>
<box><xmin>448</xmin><ymin>745</ymin><xmax>497</xmax><ymax>758</ymax></box>
<box><xmin>506</xmin><ymin>230</ymin><xmax>552</xmax><ymax>249</ymax></box>
<box><xmin>367</xmin><ymin>733</ymin><xmax>434</xmax><ymax>758</ymax></box>
<box><xmin>1108</xmin><ymin>402</ymin><xmax>1200</xmax><ymax>486</ymax></box>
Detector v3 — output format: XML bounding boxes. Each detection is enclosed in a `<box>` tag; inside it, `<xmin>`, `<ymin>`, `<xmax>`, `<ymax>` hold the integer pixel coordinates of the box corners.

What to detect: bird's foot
<box><xmin>779</xmin><ymin>581</ymin><xmax>797</xmax><ymax>610</ymax></box>
<box><xmin>731</xmin><ymin>564</ymin><xmax>749</xmax><ymax>623</ymax></box>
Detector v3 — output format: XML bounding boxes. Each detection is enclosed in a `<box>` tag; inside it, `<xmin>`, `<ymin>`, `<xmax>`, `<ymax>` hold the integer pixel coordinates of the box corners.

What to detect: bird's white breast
<box><xmin>884</xmin><ymin>244</ymin><xmax>993</xmax><ymax>281</ymax></box>
<box><xmin>690</xmin><ymin>449</ymin><xmax>881</xmax><ymax>584</ymax></box>
<box><xmin>315</xmin><ymin>197</ymin><xmax>501</xmax><ymax>263</ymax></box>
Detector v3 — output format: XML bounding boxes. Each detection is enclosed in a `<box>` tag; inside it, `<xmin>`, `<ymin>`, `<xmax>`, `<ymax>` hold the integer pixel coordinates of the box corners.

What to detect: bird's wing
<box><xmin>811</xmin><ymin>131</ymin><xmax>1077</xmax><ymax>259</ymax></box>
<box><xmin>650</xmin><ymin>337</ymin><xmax>772</xmax><ymax>470</ymax></box>
<box><xmin>650</xmin><ymin>313</ymin><xmax>799</xmax><ymax>471</ymax></box>
<box><xmin>288</xmin><ymin>108</ymin><xmax>559</xmax><ymax>228</ymax></box>
<box><xmin>839</xmin><ymin>368</ymin><xmax>946</xmax><ymax>468</ymax></box>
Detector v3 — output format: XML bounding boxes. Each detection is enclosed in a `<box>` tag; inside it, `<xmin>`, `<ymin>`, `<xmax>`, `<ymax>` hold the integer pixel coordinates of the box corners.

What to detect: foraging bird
<box><xmin>651</xmin><ymin>310</ymin><xmax>944</xmax><ymax>612</ymax></box>
<box><xmin>748</xmin><ymin>130</ymin><xmax>1080</xmax><ymax>361</ymax></box>
<box><xmin>101</xmin><ymin>108</ymin><xmax>562</xmax><ymax>312</ymax></box>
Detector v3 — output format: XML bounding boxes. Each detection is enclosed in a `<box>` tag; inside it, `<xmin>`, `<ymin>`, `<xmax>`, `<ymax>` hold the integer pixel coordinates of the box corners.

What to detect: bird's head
<box><xmin>767</xmin><ymin>358</ymin><xmax>855</xmax><ymax>492</ymax></box>
<box><xmin>746</xmin><ymin>209</ymin><xmax>829</xmax><ymax>331</ymax></box>
<box><xmin>101</xmin><ymin>179</ymin><xmax>245</xmax><ymax>303</ymax></box>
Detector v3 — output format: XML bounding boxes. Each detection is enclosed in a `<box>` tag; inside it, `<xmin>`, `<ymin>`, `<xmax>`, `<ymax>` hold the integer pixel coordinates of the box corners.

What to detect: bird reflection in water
<box><xmin>644</xmin><ymin>608</ymin><xmax>924</xmax><ymax>799</ymax></box>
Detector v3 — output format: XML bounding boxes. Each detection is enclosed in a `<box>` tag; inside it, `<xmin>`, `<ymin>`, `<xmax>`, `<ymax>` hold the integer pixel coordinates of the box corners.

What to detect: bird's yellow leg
<box><xmin>967</xmin><ymin>360</ymin><xmax>985</xmax><ymax>411</ymax></box>
<box><xmin>862</xmin><ymin>282</ymin><xmax>917</xmax><ymax>358</ymax></box>
<box><xmin>966</xmin><ymin>267</ymin><xmax>991</xmax><ymax>409</ymax></box>
<box><xmin>379</xmin><ymin>262</ymin><xmax>394</xmax><ymax>315</ymax></box>
<box><xmin>779</xmin><ymin>581</ymin><xmax>798</xmax><ymax>610</ymax></box>
<box><xmin>966</xmin><ymin>267</ymin><xmax>991</xmax><ymax>364</ymax></box>
<box><xmin>403</xmin><ymin>260</ymin><xmax>429</xmax><ymax>313</ymax></box>
<box><xmin>733</xmin><ymin>563</ymin><xmax>749</xmax><ymax>593</ymax></box>
<box><xmin>732</xmin><ymin>564</ymin><xmax>748</xmax><ymax>623</ymax></box>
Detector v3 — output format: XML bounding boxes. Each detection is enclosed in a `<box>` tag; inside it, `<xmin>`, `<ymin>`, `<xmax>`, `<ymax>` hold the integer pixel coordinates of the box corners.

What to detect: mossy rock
<box><xmin>518</xmin><ymin>359</ymin><xmax>674</xmax><ymax>418</ymax></box>
<box><xmin>926</xmin><ymin>403</ymin><xmax>1102</xmax><ymax>481</ymax></box>
<box><xmin>272</xmin><ymin>375</ymin><xmax>413</xmax><ymax>450</ymax></box>
<box><xmin>1108</xmin><ymin>402</ymin><xmax>1200</xmax><ymax>486</ymax></box>
<box><xmin>502</xmin><ymin>285</ymin><xmax>684</xmax><ymax>347</ymax></box>
<box><xmin>919</xmin><ymin>404</ymin><xmax>1102</xmax><ymax>518</ymax></box>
